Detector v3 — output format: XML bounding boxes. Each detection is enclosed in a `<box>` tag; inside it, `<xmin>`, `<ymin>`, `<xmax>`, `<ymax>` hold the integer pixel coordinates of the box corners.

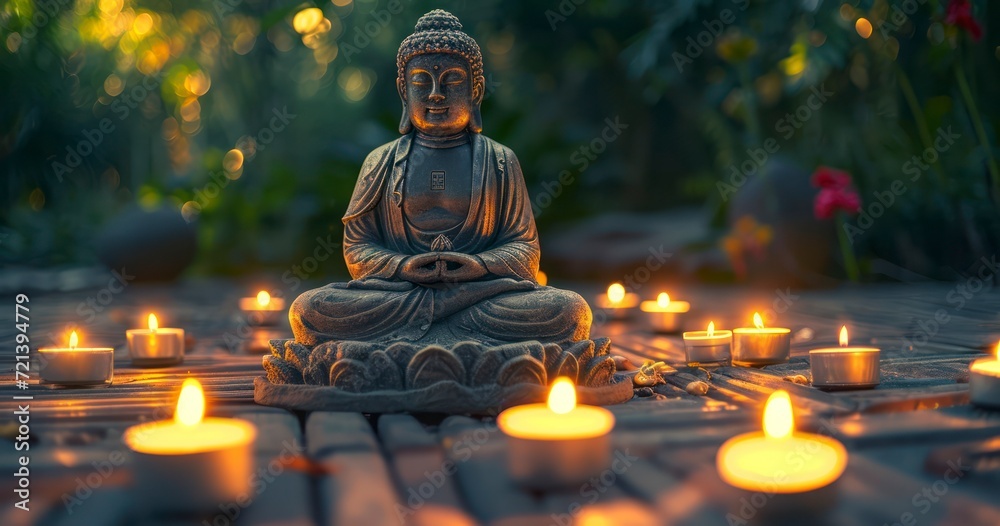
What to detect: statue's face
<box><xmin>400</xmin><ymin>53</ymin><xmax>479</xmax><ymax>136</ymax></box>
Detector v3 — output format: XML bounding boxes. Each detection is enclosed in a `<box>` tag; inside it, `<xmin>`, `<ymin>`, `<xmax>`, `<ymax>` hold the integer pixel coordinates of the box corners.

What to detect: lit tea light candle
<box><xmin>594</xmin><ymin>283</ymin><xmax>640</xmax><ymax>320</ymax></box>
<box><xmin>124</xmin><ymin>378</ymin><xmax>257</xmax><ymax>512</ymax></box>
<box><xmin>126</xmin><ymin>314</ymin><xmax>184</xmax><ymax>367</ymax></box>
<box><xmin>732</xmin><ymin>312</ymin><xmax>791</xmax><ymax>367</ymax></box>
<box><xmin>682</xmin><ymin>321</ymin><xmax>733</xmax><ymax>365</ymax></box>
<box><xmin>640</xmin><ymin>292</ymin><xmax>691</xmax><ymax>333</ymax></box>
<box><xmin>809</xmin><ymin>326</ymin><xmax>880</xmax><ymax>390</ymax></box>
<box><xmin>38</xmin><ymin>331</ymin><xmax>113</xmax><ymax>387</ymax></box>
<box><xmin>716</xmin><ymin>390</ymin><xmax>847</xmax><ymax>515</ymax></box>
<box><xmin>970</xmin><ymin>341</ymin><xmax>1000</xmax><ymax>409</ymax></box>
<box><xmin>239</xmin><ymin>290</ymin><xmax>285</xmax><ymax>326</ymax></box>
<box><xmin>498</xmin><ymin>377</ymin><xmax>615</xmax><ymax>489</ymax></box>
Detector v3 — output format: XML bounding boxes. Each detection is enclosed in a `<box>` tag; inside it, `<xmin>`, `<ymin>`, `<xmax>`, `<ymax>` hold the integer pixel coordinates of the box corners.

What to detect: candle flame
<box><xmin>548</xmin><ymin>377</ymin><xmax>576</xmax><ymax>415</ymax></box>
<box><xmin>762</xmin><ymin>390</ymin><xmax>794</xmax><ymax>440</ymax></box>
<box><xmin>995</xmin><ymin>341</ymin><xmax>999</xmax><ymax>360</ymax></box>
<box><xmin>657</xmin><ymin>292</ymin><xmax>670</xmax><ymax>309</ymax></box>
<box><xmin>175</xmin><ymin>378</ymin><xmax>205</xmax><ymax>427</ymax></box>
<box><xmin>753</xmin><ymin>312</ymin><xmax>764</xmax><ymax>329</ymax></box>
<box><xmin>536</xmin><ymin>270</ymin><xmax>548</xmax><ymax>287</ymax></box>
<box><xmin>257</xmin><ymin>290</ymin><xmax>271</xmax><ymax>307</ymax></box>
<box><xmin>707</xmin><ymin>321</ymin><xmax>715</xmax><ymax>337</ymax></box>
<box><xmin>839</xmin><ymin>325</ymin><xmax>849</xmax><ymax>347</ymax></box>
<box><xmin>148</xmin><ymin>313</ymin><xmax>158</xmax><ymax>332</ymax></box>
<box><xmin>607</xmin><ymin>283</ymin><xmax>625</xmax><ymax>304</ymax></box>
<box><xmin>69</xmin><ymin>331</ymin><xmax>79</xmax><ymax>349</ymax></box>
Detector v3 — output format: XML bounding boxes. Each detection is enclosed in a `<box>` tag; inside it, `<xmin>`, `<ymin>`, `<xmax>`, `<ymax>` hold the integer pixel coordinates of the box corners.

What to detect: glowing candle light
<box><xmin>594</xmin><ymin>283</ymin><xmax>639</xmax><ymax>320</ymax></box>
<box><xmin>239</xmin><ymin>289</ymin><xmax>285</xmax><ymax>326</ymax></box>
<box><xmin>970</xmin><ymin>341</ymin><xmax>1000</xmax><ymax>408</ymax></box>
<box><xmin>810</xmin><ymin>325</ymin><xmax>881</xmax><ymax>390</ymax></box>
<box><xmin>38</xmin><ymin>330</ymin><xmax>114</xmax><ymax>387</ymax></box>
<box><xmin>498</xmin><ymin>378</ymin><xmax>615</xmax><ymax>488</ymax></box>
<box><xmin>124</xmin><ymin>378</ymin><xmax>257</xmax><ymax>512</ymax></box>
<box><xmin>716</xmin><ymin>391</ymin><xmax>848</xmax><ymax>514</ymax></box>
<box><xmin>683</xmin><ymin>321</ymin><xmax>733</xmax><ymax>365</ymax></box>
<box><xmin>732</xmin><ymin>312</ymin><xmax>791</xmax><ymax>367</ymax></box>
<box><xmin>640</xmin><ymin>292</ymin><xmax>691</xmax><ymax>333</ymax></box>
<box><xmin>127</xmin><ymin>313</ymin><xmax>184</xmax><ymax>367</ymax></box>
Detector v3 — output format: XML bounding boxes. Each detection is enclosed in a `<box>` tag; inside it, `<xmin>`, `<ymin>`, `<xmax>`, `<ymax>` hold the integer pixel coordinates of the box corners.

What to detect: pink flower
<box><xmin>811</xmin><ymin>166</ymin><xmax>852</xmax><ymax>190</ymax></box>
<box><xmin>945</xmin><ymin>0</ymin><xmax>983</xmax><ymax>41</ymax></box>
<box><xmin>814</xmin><ymin>186</ymin><xmax>861</xmax><ymax>220</ymax></box>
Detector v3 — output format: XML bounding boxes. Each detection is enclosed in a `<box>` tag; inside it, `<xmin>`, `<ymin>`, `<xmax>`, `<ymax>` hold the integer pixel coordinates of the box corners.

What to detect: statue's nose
<box><xmin>428</xmin><ymin>84</ymin><xmax>445</xmax><ymax>102</ymax></box>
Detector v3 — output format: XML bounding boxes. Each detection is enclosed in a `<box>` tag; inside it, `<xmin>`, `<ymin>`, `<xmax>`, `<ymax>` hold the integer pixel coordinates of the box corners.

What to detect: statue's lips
<box><xmin>426</xmin><ymin>107</ymin><xmax>449</xmax><ymax>115</ymax></box>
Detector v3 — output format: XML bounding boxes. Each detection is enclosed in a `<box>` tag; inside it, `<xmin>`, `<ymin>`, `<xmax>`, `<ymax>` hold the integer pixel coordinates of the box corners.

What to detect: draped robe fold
<box><xmin>289</xmin><ymin>133</ymin><xmax>592</xmax><ymax>347</ymax></box>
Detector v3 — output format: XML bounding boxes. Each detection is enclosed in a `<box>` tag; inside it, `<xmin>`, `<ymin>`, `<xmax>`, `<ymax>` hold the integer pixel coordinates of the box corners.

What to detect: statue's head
<box><xmin>396</xmin><ymin>10</ymin><xmax>484</xmax><ymax>136</ymax></box>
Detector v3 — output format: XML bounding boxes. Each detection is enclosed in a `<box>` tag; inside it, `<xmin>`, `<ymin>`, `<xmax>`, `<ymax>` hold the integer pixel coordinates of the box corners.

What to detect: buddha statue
<box><xmin>260</xmin><ymin>11</ymin><xmax>626</xmax><ymax>409</ymax></box>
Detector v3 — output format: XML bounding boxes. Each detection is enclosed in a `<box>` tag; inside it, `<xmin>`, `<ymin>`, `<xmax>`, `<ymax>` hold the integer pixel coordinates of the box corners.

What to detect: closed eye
<box><xmin>441</xmin><ymin>69</ymin><xmax>467</xmax><ymax>86</ymax></box>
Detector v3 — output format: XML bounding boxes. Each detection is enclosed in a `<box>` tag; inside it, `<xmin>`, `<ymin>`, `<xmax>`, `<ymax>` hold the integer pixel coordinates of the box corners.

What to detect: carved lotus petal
<box><xmin>451</xmin><ymin>341</ymin><xmax>483</xmax><ymax>382</ymax></box>
<box><xmin>385</xmin><ymin>341</ymin><xmax>419</xmax><ymax>369</ymax></box>
<box><xmin>593</xmin><ymin>337</ymin><xmax>612</xmax><ymax>357</ymax></box>
<box><xmin>541</xmin><ymin>343</ymin><xmax>562</xmax><ymax>374</ymax></box>
<box><xmin>367</xmin><ymin>350</ymin><xmax>403</xmax><ymax>390</ymax></box>
<box><xmin>269</xmin><ymin>339</ymin><xmax>290</xmax><ymax>359</ymax></box>
<box><xmin>491</xmin><ymin>341</ymin><xmax>537</xmax><ymax>360</ymax></box>
<box><xmin>302</xmin><ymin>361</ymin><xmax>328</xmax><ymax>385</ymax></box>
<box><xmin>497</xmin><ymin>355</ymin><xmax>547</xmax><ymax>387</ymax></box>
<box><xmin>338</xmin><ymin>341</ymin><xmax>380</xmax><ymax>361</ymax></box>
<box><xmin>552</xmin><ymin>352</ymin><xmax>579</xmax><ymax>384</ymax></box>
<box><xmin>263</xmin><ymin>355</ymin><xmax>302</xmax><ymax>385</ymax></box>
<box><xmin>564</xmin><ymin>340</ymin><xmax>595</xmax><ymax>364</ymax></box>
<box><xmin>283</xmin><ymin>340</ymin><xmax>311</xmax><ymax>371</ymax></box>
<box><xmin>312</xmin><ymin>341</ymin><xmax>340</xmax><ymax>363</ymax></box>
<box><xmin>581</xmin><ymin>356</ymin><xmax>615</xmax><ymax>387</ymax></box>
<box><xmin>406</xmin><ymin>346</ymin><xmax>465</xmax><ymax>389</ymax></box>
<box><xmin>329</xmin><ymin>359</ymin><xmax>371</xmax><ymax>392</ymax></box>
<box><xmin>523</xmin><ymin>341</ymin><xmax>546</xmax><ymax>364</ymax></box>
<box><xmin>471</xmin><ymin>345</ymin><xmax>529</xmax><ymax>386</ymax></box>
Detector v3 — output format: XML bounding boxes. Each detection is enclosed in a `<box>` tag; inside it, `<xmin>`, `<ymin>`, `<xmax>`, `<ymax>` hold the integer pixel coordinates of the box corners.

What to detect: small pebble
<box><xmin>685</xmin><ymin>380</ymin><xmax>709</xmax><ymax>396</ymax></box>
<box><xmin>635</xmin><ymin>386</ymin><xmax>654</xmax><ymax>397</ymax></box>
<box><xmin>783</xmin><ymin>374</ymin><xmax>809</xmax><ymax>385</ymax></box>
<box><xmin>613</xmin><ymin>355</ymin><xmax>638</xmax><ymax>371</ymax></box>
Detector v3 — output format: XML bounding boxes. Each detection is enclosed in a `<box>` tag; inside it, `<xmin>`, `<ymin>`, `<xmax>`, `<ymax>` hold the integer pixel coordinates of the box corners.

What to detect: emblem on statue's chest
<box><xmin>431</xmin><ymin>170</ymin><xmax>446</xmax><ymax>191</ymax></box>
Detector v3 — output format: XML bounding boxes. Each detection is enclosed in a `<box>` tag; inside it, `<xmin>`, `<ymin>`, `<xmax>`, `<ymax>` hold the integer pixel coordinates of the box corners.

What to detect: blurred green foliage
<box><xmin>1</xmin><ymin>0</ymin><xmax>998</xmax><ymax>280</ymax></box>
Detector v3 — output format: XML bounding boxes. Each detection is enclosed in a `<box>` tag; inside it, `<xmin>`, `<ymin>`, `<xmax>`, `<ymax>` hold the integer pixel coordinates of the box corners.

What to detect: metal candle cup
<box><xmin>239</xmin><ymin>291</ymin><xmax>285</xmax><ymax>326</ymax></box>
<box><xmin>716</xmin><ymin>391</ymin><xmax>847</xmax><ymax>517</ymax></box>
<box><xmin>640</xmin><ymin>294</ymin><xmax>690</xmax><ymax>333</ymax></box>
<box><xmin>682</xmin><ymin>325</ymin><xmax>732</xmax><ymax>365</ymax></box>
<box><xmin>124</xmin><ymin>379</ymin><xmax>256</xmax><ymax>513</ymax></box>
<box><xmin>732</xmin><ymin>314</ymin><xmax>791</xmax><ymax>367</ymax></box>
<box><xmin>810</xmin><ymin>348</ymin><xmax>881</xmax><ymax>390</ymax></box>
<box><xmin>127</xmin><ymin>315</ymin><xmax>184</xmax><ymax>367</ymax></box>
<box><xmin>38</xmin><ymin>348</ymin><xmax>113</xmax><ymax>386</ymax></box>
<box><xmin>497</xmin><ymin>379</ymin><xmax>615</xmax><ymax>489</ymax></box>
<box><xmin>594</xmin><ymin>289</ymin><xmax>640</xmax><ymax>320</ymax></box>
<box><xmin>38</xmin><ymin>331</ymin><xmax>113</xmax><ymax>387</ymax></box>
<box><xmin>970</xmin><ymin>355</ymin><xmax>1000</xmax><ymax>409</ymax></box>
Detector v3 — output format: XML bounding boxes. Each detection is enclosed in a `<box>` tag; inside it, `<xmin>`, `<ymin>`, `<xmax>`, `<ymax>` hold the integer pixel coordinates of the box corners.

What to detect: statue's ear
<box><xmin>469</xmin><ymin>75</ymin><xmax>485</xmax><ymax>134</ymax></box>
<box><xmin>397</xmin><ymin>77</ymin><xmax>412</xmax><ymax>134</ymax></box>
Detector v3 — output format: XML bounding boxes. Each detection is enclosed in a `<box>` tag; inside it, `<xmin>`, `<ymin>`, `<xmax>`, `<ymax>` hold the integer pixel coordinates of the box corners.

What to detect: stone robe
<box><xmin>289</xmin><ymin>133</ymin><xmax>592</xmax><ymax>347</ymax></box>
